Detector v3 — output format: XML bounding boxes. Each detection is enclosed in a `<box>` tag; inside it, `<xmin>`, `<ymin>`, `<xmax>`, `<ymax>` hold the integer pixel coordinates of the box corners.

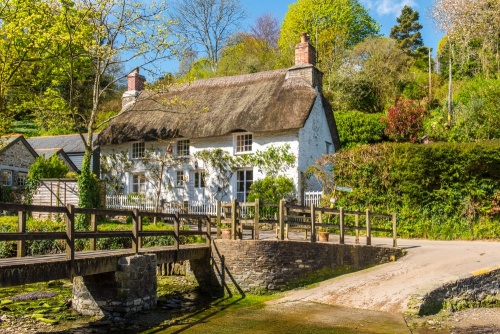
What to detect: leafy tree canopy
<box><xmin>278</xmin><ymin>0</ymin><xmax>379</xmax><ymax>68</ymax></box>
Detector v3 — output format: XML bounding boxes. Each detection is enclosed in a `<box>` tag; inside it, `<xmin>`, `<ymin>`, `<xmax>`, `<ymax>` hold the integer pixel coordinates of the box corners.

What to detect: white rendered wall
<box><xmin>297</xmin><ymin>89</ymin><xmax>334</xmax><ymax>193</ymax></box>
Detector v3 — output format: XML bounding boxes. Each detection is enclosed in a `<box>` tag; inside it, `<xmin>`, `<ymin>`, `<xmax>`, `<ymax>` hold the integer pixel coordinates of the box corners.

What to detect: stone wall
<box><xmin>0</xmin><ymin>139</ymin><xmax>36</xmax><ymax>170</ymax></box>
<box><xmin>209</xmin><ymin>240</ymin><xmax>403</xmax><ymax>294</ymax></box>
<box><xmin>410</xmin><ymin>267</ymin><xmax>500</xmax><ymax>316</ymax></box>
<box><xmin>72</xmin><ymin>254</ymin><xmax>157</xmax><ymax>319</ymax></box>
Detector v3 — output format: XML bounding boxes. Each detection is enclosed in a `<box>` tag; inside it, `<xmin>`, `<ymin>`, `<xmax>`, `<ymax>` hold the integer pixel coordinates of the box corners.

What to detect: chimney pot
<box><xmin>300</xmin><ymin>32</ymin><xmax>308</xmax><ymax>43</ymax></box>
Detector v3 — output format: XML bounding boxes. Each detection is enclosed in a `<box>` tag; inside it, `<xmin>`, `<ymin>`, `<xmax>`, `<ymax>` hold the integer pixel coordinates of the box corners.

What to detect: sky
<box><xmin>147</xmin><ymin>0</ymin><xmax>444</xmax><ymax>78</ymax></box>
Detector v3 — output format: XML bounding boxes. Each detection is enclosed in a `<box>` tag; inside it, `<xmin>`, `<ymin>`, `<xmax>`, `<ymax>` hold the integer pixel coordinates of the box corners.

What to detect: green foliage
<box><xmin>390</xmin><ymin>5</ymin><xmax>423</xmax><ymax>54</ymax></box>
<box><xmin>311</xmin><ymin>142</ymin><xmax>500</xmax><ymax>239</ymax></box>
<box><xmin>1</xmin><ymin>186</ymin><xmax>12</xmax><ymax>202</ymax></box>
<box><xmin>194</xmin><ymin>145</ymin><xmax>296</xmax><ymax>200</ymax></box>
<box><xmin>278</xmin><ymin>0</ymin><xmax>379</xmax><ymax>68</ymax></box>
<box><xmin>217</xmin><ymin>33</ymin><xmax>280</xmax><ymax>76</ymax></box>
<box><xmin>247</xmin><ymin>176</ymin><xmax>295</xmax><ymax>204</ymax></box>
<box><xmin>76</xmin><ymin>155</ymin><xmax>101</xmax><ymax>228</ymax></box>
<box><xmin>384</xmin><ymin>98</ymin><xmax>427</xmax><ymax>143</ymax></box>
<box><xmin>329</xmin><ymin>38</ymin><xmax>410</xmax><ymax>113</ymax></box>
<box><xmin>335</xmin><ymin>111</ymin><xmax>386</xmax><ymax>149</ymax></box>
<box><xmin>27</xmin><ymin>155</ymin><xmax>69</xmax><ymax>181</ymax></box>
<box><xmin>25</xmin><ymin>155</ymin><xmax>70</xmax><ymax>204</ymax></box>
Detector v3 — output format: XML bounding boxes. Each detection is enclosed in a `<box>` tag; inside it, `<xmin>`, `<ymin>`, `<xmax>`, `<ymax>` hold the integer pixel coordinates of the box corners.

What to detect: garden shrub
<box><xmin>313</xmin><ymin>141</ymin><xmax>500</xmax><ymax>239</ymax></box>
<box><xmin>334</xmin><ymin>111</ymin><xmax>386</xmax><ymax>149</ymax></box>
<box><xmin>384</xmin><ymin>98</ymin><xmax>427</xmax><ymax>143</ymax></box>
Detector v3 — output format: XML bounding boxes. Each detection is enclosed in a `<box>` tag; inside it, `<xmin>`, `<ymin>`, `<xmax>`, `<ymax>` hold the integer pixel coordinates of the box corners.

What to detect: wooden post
<box><xmin>216</xmin><ymin>200</ymin><xmax>222</xmax><ymax>239</ymax></box>
<box><xmin>392</xmin><ymin>213</ymin><xmax>397</xmax><ymax>248</ymax></box>
<box><xmin>310</xmin><ymin>204</ymin><xmax>316</xmax><ymax>243</ymax></box>
<box><xmin>205</xmin><ymin>217</ymin><xmax>211</xmax><ymax>246</ymax></box>
<box><xmin>174</xmin><ymin>212</ymin><xmax>180</xmax><ymax>251</ymax></box>
<box><xmin>231</xmin><ymin>199</ymin><xmax>238</xmax><ymax>240</ymax></box>
<box><xmin>254</xmin><ymin>198</ymin><xmax>260</xmax><ymax>240</ymax></box>
<box><xmin>17</xmin><ymin>210</ymin><xmax>26</xmax><ymax>257</ymax></box>
<box><xmin>278</xmin><ymin>199</ymin><xmax>285</xmax><ymax>241</ymax></box>
<box><xmin>132</xmin><ymin>209</ymin><xmax>140</xmax><ymax>254</ymax></box>
<box><xmin>339</xmin><ymin>207</ymin><xmax>344</xmax><ymax>244</ymax></box>
<box><xmin>66</xmin><ymin>204</ymin><xmax>75</xmax><ymax>262</ymax></box>
<box><xmin>366</xmin><ymin>209</ymin><xmax>371</xmax><ymax>246</ymax></box>
<box><xmin>355</xmin><ymin>214</ymin><xmax>360</xmax><ymax>244</ymax></box>
<box><xmin>89</xmin><ymin>214</ymin><xmax>97</xmax><ymax>251</ymax></box>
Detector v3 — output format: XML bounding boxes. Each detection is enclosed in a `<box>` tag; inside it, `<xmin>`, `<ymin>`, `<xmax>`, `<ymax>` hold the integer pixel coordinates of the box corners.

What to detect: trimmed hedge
<box><xmin>334</xmin><ymin>111</ymin><xmax>386</xmax><ymax>149</ymax></box>
<box><xmin>325</xmin><ymin>141</ymin><xmax>500</xmax><ymax>239</ymax></box>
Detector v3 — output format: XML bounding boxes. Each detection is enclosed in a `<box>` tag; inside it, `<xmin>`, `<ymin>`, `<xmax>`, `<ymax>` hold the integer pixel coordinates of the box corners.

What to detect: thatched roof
<box><xmin>98</xmin><ymin>67</ymin><xmax>339</xmax><ymax>148</ymax></box>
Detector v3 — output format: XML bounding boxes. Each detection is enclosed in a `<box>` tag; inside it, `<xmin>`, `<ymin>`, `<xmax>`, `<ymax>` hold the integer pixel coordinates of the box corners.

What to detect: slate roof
<box><xmin>27</xmin><ymin>134</ymin><xmax>98</xmax><ymax>153</ymax></box>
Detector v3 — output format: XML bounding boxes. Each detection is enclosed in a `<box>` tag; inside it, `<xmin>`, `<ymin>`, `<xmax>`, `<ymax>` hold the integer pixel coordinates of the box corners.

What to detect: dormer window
<box><xmin>235</xmin><ymin>133</ymin><xmax>252</xmax><ymax>154</ymax></box>
<box><xmin>177</xmin><ymin>139</ymin><xmax>190</xmax><ymax>156</ymax></box>
<box><xmin>131</xmin><ymin>142</ymin><xmax>145</xmax><ymax>159</ymax></box>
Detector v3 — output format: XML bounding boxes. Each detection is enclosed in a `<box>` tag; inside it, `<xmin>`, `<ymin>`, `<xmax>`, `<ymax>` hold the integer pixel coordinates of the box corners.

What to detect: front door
<box><xmin>236</xmin><ymin>169</ymin><xmax>253</xmax><ymax>202</ymax></box>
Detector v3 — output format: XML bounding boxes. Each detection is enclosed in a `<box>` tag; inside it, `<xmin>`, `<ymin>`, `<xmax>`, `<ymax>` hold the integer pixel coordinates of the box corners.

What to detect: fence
<box><xmin>304</xmin><ymin>191</ymin><xmax>322</xmax><ymax>206</ymax></box>
<box><xmin>105</xmin><ymin>195</ymin><xmax>217</xmax><ymax>215</ymax></box>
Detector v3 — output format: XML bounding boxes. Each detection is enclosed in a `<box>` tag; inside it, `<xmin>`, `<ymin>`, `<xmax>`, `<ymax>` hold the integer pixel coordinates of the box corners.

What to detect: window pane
<box><xmin>132</xmin><ymin>142</ymin><xmax>145</xmax><ymax>159</ymax></box>
<box><xmin>177</xmin><ymin>140</ymin><xmax>190</xmax><ymax>156</ymax></box>
<box><xmin>236</xmin><ymin>134</ymin><xmax>252</xmax><ymax>153</ymax></box>
<box><xmin>1</xmin><ymin>170</ymin><xmax>12</xmax><ymax>186</ymax></box>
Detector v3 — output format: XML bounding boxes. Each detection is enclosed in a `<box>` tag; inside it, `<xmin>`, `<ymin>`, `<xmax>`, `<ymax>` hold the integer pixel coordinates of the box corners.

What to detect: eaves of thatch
<box><xmin>98</xmin><ymin>67</ymin><xmax>337</xmax><ymax>147</ymax></box>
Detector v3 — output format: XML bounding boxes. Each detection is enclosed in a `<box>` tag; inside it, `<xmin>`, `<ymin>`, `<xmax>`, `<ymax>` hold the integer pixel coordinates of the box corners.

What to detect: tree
<box><xmin>25</xmin><ymin>155</ymin><xmax>70</xmax><ymax>203</ymax></box>
<box><xmin>431</xmin><ymin>0</ymin><xmax>500</xmax><ymax>76</ymax></box>
<box><xmin>0</xmin><ymin>0</ymin><xmax>67</xmax><ymax>135</ymax></box>
<box><xmin>53</xmin><ymin>0</ymin><xmax>175</xmax><ymax>217</ymax></box>
<box><xmin>390</xmin><ymin>5</ymin><xmax>423</xmax><ymax>55</ymax></box>
<box><xmin>330</xmin><ymin>37</ymin><xmax>411</xmax><ymax>113</ymax></box>
<box><xmin>216</xmin><ymin>33</ymin><xmax>280</xmax><ymax>76</ymax></box>
<box><xmin>250</xmin><ymin>13</ymin><xmax>280</xmax><ymax>49</ymax></box>
<box><xmin>278</xmin><ymin>0</ymin><xmax>379</xmax><ymax>69</ymax></box>
<box><xmin>171</xmin><ymin>0</ymin><xmax>246</xmax><ymax>73</ymax></box>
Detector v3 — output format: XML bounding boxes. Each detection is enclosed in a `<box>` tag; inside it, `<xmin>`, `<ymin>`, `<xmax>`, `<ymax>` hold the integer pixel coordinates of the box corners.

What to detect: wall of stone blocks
<box><xmin>210</xmin><ymin>240</ymin><xmax>403</xmax><ymax>294</ymax></box>
<box><xmin>72</xmin><ymin>254</ymin><xmax>157</xmax><ymax>319</ymax></box>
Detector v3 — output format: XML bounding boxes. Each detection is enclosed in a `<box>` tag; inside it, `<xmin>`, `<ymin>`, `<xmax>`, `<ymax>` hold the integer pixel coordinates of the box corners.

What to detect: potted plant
<box><xmin>317</xmin><ymin>227</ymin><xmax>330</xmax><ymax>242</ymax></box>
<box><xmin>217</xmin><ymin>221</ymin><xmax>232</xmax><ymax>239</ymax></box>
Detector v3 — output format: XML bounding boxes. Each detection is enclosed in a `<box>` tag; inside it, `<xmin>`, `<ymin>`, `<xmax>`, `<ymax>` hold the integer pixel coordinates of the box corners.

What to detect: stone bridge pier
<box><xmin>72</xmin><ymin>254</ymin><xmax>157</xmax><ymax>318</ymax></box>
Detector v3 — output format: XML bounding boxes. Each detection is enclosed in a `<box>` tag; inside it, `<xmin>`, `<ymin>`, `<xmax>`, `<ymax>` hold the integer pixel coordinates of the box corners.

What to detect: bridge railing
<box><xmin>0</xmin><ymin>203</ymin><xmax>215</xmax><ymax>261</ymax></box>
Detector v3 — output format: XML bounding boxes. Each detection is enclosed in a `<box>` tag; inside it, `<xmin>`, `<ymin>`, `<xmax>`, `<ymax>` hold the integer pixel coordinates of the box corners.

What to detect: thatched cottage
<box><xmin>97</xmin><ymin>34</ymin><xmax>340</xmax><ymax>204</ymax></box>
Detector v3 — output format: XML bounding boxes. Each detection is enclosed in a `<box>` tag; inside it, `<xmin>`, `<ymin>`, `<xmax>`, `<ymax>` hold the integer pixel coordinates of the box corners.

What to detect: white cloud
<box><xmin>362</xmin><ymin>0</ymin><xmax>418</xmax><ymax>16</ymax></box>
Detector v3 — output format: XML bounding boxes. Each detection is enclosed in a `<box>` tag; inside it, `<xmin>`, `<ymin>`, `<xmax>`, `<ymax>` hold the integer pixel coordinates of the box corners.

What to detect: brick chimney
<box><xmin>295</xmin><ymin>33</ymin><xmax>316</xmax><ymax>66</ymax></box>
<box><xmin>286</xmin><ymin>33</ymin><xmax>322</xmax><ymax>89</ymax></box>
<box><xmin>122</xmin><ymin>68</ymin><xmax>145</xmax><ymax>110</ymax></box>
<box><xmin>127</xmin><ymin>67</ymin><xmax>145</xmax><ymax>91</ymax></box>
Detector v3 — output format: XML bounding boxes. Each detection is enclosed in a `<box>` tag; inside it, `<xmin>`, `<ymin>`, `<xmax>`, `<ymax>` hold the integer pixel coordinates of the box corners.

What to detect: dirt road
<box><xmin>270</xmin><ymin>237</ymin><xmax>500</xmax><ymax>313</ymax></box>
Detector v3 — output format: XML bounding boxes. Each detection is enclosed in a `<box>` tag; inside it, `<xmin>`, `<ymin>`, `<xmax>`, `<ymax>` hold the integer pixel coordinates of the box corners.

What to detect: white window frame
<box><xmin>0</xmin><ymin>170</ymin><xmax>13</xmax><ymax>186</ymax></box>
<box><xmin>236</xmin><ymin>169</ymin><xmax>253</xmax><ymax>202</ymax></box>
<box><xmin>131</xmin><ymin>174</ymin><xmax>146</xmax><ymax>193</ymax></box>
<box><xmin>176</xmin><ymin>139</ymin><xmax>190</xmax><ymax>157</ymax></box>
<box><xmin>194</xmin><ymin>171</ymin><xmax>205</xmax><ymax>188</ymax></box>
<box><xmin>16</xmin><ymin>172</ymin><xmax>27</xmax><ymax>186</ymax></box>
<box><xmin>234</xmin><ymin>133</ymin><xmax>253</xmax><ymax>154</ymax></box>
<box><xmin>131</xmin><ymin>142</ymin><xmax>145</xmax><ymax>159</ymax></box>
<box><xmin>176</xmin><ymin>171</ymin><xmax>185</xmax><ymax>187</ymax></box>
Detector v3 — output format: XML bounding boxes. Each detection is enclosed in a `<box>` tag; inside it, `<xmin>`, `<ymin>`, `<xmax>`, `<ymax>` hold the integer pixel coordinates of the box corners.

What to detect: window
<box><xmin>176</xmin><ymin>171</ymin><xmax>185</xmax><ymax>187</ymax></box>
<box><xmin>131</xmin><ymin>142</ymin><xmax>145</xmax><ymax>159</ymax></box>
<box><xmin>16</xmin><ymin>172</ymin><xmax>27</xmax><ymax>186</ymax></box>
<box><xmin>0</xmin><ymin>170</ymin><xmax>12</xmax><ymax>186</ymax></box>
<box><xmin>235</xmin><ymin>133</ymin><xmax>252</xmax><ymax>153</ymax></box>
<box><xmin>132</xmin><ymin>174</ymin><xmax>146</xmax><ymax>193</ymax></box>
<box><xmin>194</xmin><ymin>171</ymin><xmax>205</xmax><ymax>188</ymax></box>
<box><xmin>236</xmin><ymin>169</ymin><xmax>253</xmax><ymax>202</ymax></box>
<box><xmin>177</xmin><ymin>140</ymin><xmax>190</xmax><ymax>156</ymax></box>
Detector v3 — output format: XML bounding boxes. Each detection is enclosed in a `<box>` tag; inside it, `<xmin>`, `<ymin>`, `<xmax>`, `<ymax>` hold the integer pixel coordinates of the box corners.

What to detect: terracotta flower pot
<box><xmin>318</xmin><ymin>231</ymin><xmax>329</xmax><ymax>242</ymax></box>
<box><xmin>221</xmin><ymin>228</ymin><xmax>232</xmax><ymax>239</ymax></box>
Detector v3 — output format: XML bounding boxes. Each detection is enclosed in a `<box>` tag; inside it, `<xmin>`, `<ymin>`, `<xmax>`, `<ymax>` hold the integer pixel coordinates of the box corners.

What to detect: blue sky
<box><xmin>240</xmin><ymin>0</ymin><xmax>443</xmax><ymax>50</ymax></box>
<box><xmin>147</xmin><ymin>0</ymin><xmax>443</xmax><ymax>78</ymax></box>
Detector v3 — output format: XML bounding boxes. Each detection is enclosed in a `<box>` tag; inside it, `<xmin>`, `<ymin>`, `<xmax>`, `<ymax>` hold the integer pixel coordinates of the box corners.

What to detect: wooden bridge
<box><xmin>0</xmin><ymin>203</ymin><xmax>212</xmax><ymax>287</ymax></box>
<box><xmin>0</xmin><ymin>200</ymin><xmax>397</xmax><ymax>287</ymax></box>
